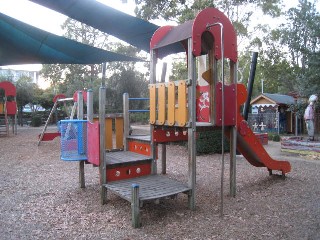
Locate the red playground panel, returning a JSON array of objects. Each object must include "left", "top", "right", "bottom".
[
  {"left": 39, "top": 132, "right": 61, "bottom": 141},
  {"left": 254, "top": 132, "right": 268, "bottom": 145},
  {"left": 106, "top": 163, "right": 151, "bottom": 182}
]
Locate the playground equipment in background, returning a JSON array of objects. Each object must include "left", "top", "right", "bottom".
[
  {"left": 37, "top": 91, "right": 87, "bottom": 145},
  {"left": 58, "top": 7, "right": 291, "bottom": 228},
  {"left": 0, "top": 81, "right": 17, "bottom": 136}
]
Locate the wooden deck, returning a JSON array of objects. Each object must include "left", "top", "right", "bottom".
[
  {"left": 105, "top": 151, "right": 152, "bottom": 167},
  {"left": 104, "top": 175, "right": 191, "bottom": 202}
]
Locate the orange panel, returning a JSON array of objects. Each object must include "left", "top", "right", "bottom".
[
  {"left": 128, "top": 141, "right": 151, "bottom": 156},
  {"left": 178, "top": 81, "right": 187, "bottom": 126},
  {"left": 158, "top": 83, "right": 166, "bottom": 125},
  {"left": 0, "top": 103, "right": 4, "bottom": 114},
  {"left": 105, "top": 118, "right": 113, "bottom": 150},
  {"left": 149, "top": 84, "right": 156, "bottom": 124},
  {"left": 167, "top": 82, "right": 175, "bottom": 126},
  {"left": 115, "top": 117, "right": 124, "bottom": 149}
]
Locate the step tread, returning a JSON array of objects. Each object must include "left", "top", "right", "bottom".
[
  {"left": 104, "top": 175, "right": 191, "bottom": 202},
  {"left": 105, "top": 150, "right": 152, "bottom": 167}
]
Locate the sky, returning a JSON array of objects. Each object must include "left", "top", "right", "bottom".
[{"left": 0, "top": 0, "right": 319, "bottom": 75}]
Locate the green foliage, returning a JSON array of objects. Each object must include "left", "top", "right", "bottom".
[
  {"left": 272, "top": 134, "right": 281, "bottom": 142},
  {"left": 15, "top": 76, "right": 38, "bottom": 109},
  {"left": 169, "top": 60, "right": 188, "bottom": 81},
  {"left": 135, "top": 0, "right": 214, "bottom": 23},
  {"left": 30, "top": 115, "right": 42, "bottom": 127},
  {"left": 130, "top": 112, "right": 149, "bottom": 124},
  {"left": 267, "top": 133, "right": 281, "bottom": 142},
  {"left": 40, "top": 18, "right": 109, "bottom": 95},
  {"left": 196, "top": 130, "right": 230, "bottom": 155},
  {"left": 106, "top": 64, "right": 149, "bottom": 113}
]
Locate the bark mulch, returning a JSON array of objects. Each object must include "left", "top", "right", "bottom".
[{"left": 0, "top": 126, "right": 319, "bottom": 239}]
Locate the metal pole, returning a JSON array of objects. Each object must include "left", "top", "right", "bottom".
[
  {"left": 187, "top": 38, "right": 196, "bottom": 210},
  {"left": 101, "top": 62, "right": 106, "bottom": 87},
  {"left": 87, "top": 89, "right": 93, "bottom": 122},
  {"left": 123, "top": 93, "right": 129, "bottom": 151},
  {"left": 160, "top": 62, "right": 167, "bottom": 175},
  {"left": 230, "top": 62, "right": 237, "bottom": 197},
  {"left": 206, "top": 22, "right": 226, "bottom": 216},
  {"left": 150, "top": 50, "right": 157, "bottom": 175},
  {"left": 243, "top": 52, "right": 258, "bottom": 121},
  {"left": 219, "top": 23, "right": 225, "bottom": 218},
  {"left": 99, "top": 86, "right": 107, "bottom": 204},
  {"left": 77, "top": 91, "right": 85, "bottom": 189},
  {"left": 131, "top": 184, "right": 141, "bottom": 228}
]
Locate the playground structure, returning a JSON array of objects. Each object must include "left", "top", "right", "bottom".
[
  {"left": 56, "top": 8, "right": 291, "bottom": 228},
  {"left": 0, "top": 81, "right": 17, "bottom": 136}
]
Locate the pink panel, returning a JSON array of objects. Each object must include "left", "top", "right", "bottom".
[
  {"left": 87, "top": 121, "right": 100, "bottom": 166},
  {"left": 196, "top": 85, "right": 210, "bottom": 122}
]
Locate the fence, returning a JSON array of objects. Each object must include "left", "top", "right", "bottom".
[
  {"left": 247, "top": 112, "right": 320, "bottom": 135},
  {"left": 247, "top": 112, "right": 279, "bottom": 133}
]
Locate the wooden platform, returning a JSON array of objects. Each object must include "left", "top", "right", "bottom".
[
  {"left": 104, "top": 175, "right": 191, "bottom": 202},
  {"left": 105, "top": 151, "right": 152, "bottom": 167}
]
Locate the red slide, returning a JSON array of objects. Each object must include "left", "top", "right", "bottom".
[{"left": 232, "top": 84, "right": 291, "bottom": 175}]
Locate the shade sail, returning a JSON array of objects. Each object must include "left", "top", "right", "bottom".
[
  {"left": 30, "top": 0, "right": 159, "bottom": 52},
  {"left": 0, "top": 12, "right": 143, "bottom": 66}
]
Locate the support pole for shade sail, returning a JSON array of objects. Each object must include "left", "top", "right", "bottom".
[
  {"left": 123, "top": 93, "right": 129, "bottom": 151},
  {"left": 77, "top": 91, "right": 85, "bottom": 189},
  {"left": 101, "top": 62, "right": 106, "bottom": 87},
  {"left": 243, "top": 52, "right": 258, "bottom": 121},
  {"left": 99, "top": 86, "right": 107, "bottom": 204}
]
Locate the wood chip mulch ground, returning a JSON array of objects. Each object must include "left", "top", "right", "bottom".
[{"left": 0, "top": 126, "right": 319, "bottom": 239}]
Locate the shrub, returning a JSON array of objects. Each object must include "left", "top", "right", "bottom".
[
  {"left": 130, "top": 112, "right": 149, "bottom": 124},
  {"left": 196, "top": 129, "right": 230, "bottom": 155},
  {"left": 30, "top": 115, "right": 42, "bottom": 127},
  {"left": 268, "top": 133, "right": 275, "bottom": 140},
  {"left": 272, "top": 134, "right": 281, "bottom": 142}
]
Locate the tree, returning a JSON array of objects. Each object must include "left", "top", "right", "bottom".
[
  {"left": 40, "top": 19, "right": 109, "bottom": 95},
  {"left": 279, "top": 0, "right": 320, "bottom": 97},
  {"left": 169, "top": 60, "right": 188, "bottom": 81},
  {"left": 106, "top": 64, "right": 149, "bottom": 113},
  {"left": 15, "top": 76, "right": 38, "bottom": 125}
]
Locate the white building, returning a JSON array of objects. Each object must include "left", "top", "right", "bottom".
[{"left": 0, "top": 68, "right": 39, "bottom": 85}]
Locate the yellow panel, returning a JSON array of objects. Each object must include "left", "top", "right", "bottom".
[
  {"left": 115, "top": 117, "right": 124, "bottom": 149},
  {"left": 149, "top": 84, "right": 156, "bottom": 124},
  {"left": 178, "top": 81, "right": 187, "bottom": 126},
  {"left": 157, "top": 83, "right": 166, "bottom": 125},
  {"left": 167, "top": 82, "right": 175, "bottom": 126},
  {"left": 105, "top": 118, "right": 113, "bottom": 150}
]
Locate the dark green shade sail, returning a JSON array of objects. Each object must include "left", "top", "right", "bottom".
[{"left": 0, "top": 12, "right": 143, "bottom": 66}]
